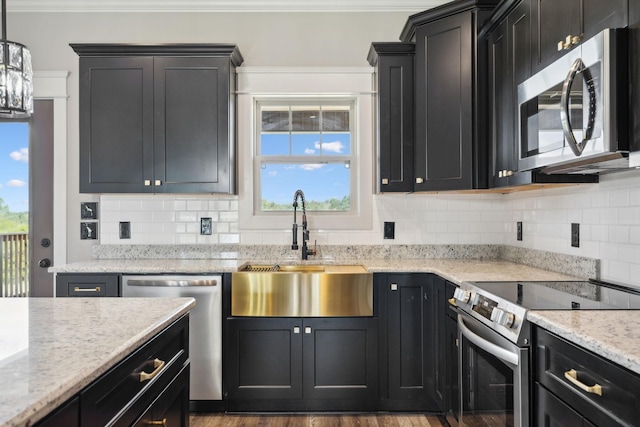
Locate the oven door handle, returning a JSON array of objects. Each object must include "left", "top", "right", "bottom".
[
  {"left": 560, "top": 57, "right": 597, "bottom": 157},
  {"left": 458, "top": 314, "right": 519, "bottom": 366}
]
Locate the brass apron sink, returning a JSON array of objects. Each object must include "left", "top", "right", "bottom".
[{"left": 232, "top": 263, "right": 373, "bottom": 317}]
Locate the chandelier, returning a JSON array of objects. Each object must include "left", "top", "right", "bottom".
[{"left": 0, "top": 0, "right": 32, "bottom": 117}]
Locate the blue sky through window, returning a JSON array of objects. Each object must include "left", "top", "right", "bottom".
[{"left": 0, "top": 123, "right": 29, "bottom": 213}]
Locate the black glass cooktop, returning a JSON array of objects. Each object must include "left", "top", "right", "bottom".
[{"left": 471, "top": 280, "right": 640, "bottom": 310}]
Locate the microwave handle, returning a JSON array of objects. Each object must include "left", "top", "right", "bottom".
[{"left": 560, "top": 57, "right": 597, "bottom": 156}]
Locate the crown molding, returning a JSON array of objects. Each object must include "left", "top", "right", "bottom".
[{"left": 9, "top": 0, "right": 448, "bottom": 13}]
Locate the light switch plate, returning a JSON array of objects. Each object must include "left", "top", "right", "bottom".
[
  {"left": 80, "top": 202, "right": 98, "bottom": 219},
  {"left": 80, "top": 222, "right": 97, "bottom": 240},
  {"left": 384, "top": 222, "right": 395, "bottom": 239}
]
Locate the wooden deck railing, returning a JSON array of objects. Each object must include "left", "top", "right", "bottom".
[{"left": 1, "top": 233, "right": 29, "bottom": 297}]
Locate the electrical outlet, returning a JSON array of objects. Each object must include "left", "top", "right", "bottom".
[
  {"left": 201, "top": 217, "right": 213, "bottom": 235},
  {"left": 384, "top": 221, "right": 395, "bottom": 239},
  {"left": 517, "top": 222, "right": 523, "bottom": 241},
  {"left": 571, "top": 223, "right": 580, "bottom": 247},
  {"left": 119, "top": 221, "right": 131, "bottom": 239}
]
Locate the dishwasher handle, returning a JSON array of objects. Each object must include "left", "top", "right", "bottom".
[{"left": 126, "top": 279, "right": 218, "bottom": 287}]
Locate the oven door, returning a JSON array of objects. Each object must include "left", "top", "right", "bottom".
[{"left": 457, "top": 312, "right": 529, "bottom": 427}]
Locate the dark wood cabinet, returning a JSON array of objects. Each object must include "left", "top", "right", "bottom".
[
  {"left": 488, "top": 0, "right": 538, "bottom": 188},
  {"left": 34, "top": 397, "right": 79, "bottom": 427},
  {"left": 37, "top": 315, "right": 189, "bottom": 427},
  {"left": 533, "top": 326, "right": 640, "bottom": 426},
  {"left": 485, "top": 0, "right": 600, "bottom": 189},
  {"left": 531, "top": 0, "right": 628, "bottom": 72},
  {"left": 433, "top": 278, "right": 459, "bottom": 423},
  {"left": 55, "top": 273, "right": 120, "bottom": 297},
  {"left": 133, "top": 365, "right": 190, "bottom": 427},
  {"left": 630, "top": 0, "right": 640, "bottom": 163},
  {"left": 402, "top": 1, "right": 499, "bottom": 191},
  {"left": 368, "top": 43, "right": 415, "bottom": 193},
  {"left": 71, "top": 44, "right": 243, "bottom": 194},
  {"left": 225, "top": 316, "right": 378, "bottom": 411},
  {"left": 377, "top": 273, "right": 438, "bottom": 411},
  {"left": 535, "top": 383, "right": 595, "bottom": 427}
]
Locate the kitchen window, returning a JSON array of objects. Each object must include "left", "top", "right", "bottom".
[{"left": 255, "top": 99, "right": 356, "bottom": 214}]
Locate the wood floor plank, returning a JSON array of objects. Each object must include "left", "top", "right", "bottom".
[{"left": 189, "top": 413, "right": 448, "bottom": 427}]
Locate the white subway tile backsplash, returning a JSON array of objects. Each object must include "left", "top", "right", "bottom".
[{"left": 96, "top": 171, "right": 640, "bottom": 287}]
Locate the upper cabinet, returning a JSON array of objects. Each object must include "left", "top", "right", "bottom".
[
  {"left": 368, "top": 43, "right": 415, "bottom": 193},
  {"left": 400, "top": 0, "right": 500, "bottom": 192},
  {"left": 531, "top": 0, "right": 628, "bottom": 72},
  {"left": 71, "top": 44, "right": 243, "bottom": 194}
]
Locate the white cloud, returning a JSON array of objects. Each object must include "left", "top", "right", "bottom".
[
  {"left": 268, "top": 171, "right": 278, "bottom": 176},
  {"left": 304, "top": 148, "right": 316, "bottom": 154},
  {"left": 7, "top": 179, "right": 26, "bottom": 187},
  {"left": 315, "top": 140, "right": 345, "bottom": 154},
  {"left": 9, "top": 148, "right": 28, "bottom": 163},
  {"left": 300, "top": 164, "right": 325, "bottom": 171}
]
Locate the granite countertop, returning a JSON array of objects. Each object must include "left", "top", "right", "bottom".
[
  {"left": 528, "top": 310, "right": 640, "bottom": 375},
  {"left": 0, "top": 297, "right": 195, "bottom": 427},
  {"left": 50, "top": 258, "right": 579, "bottom": 284}
]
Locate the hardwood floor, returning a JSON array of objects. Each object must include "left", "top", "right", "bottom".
[{"left": 190, "top": 413, "right": 449, "bottom": 427}]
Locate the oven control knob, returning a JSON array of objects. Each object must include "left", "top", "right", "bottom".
[
  {"left": 453, "top": 288, "right": 471, "bottom": 304},
  {"left": 491, "top": 308, "right": 516, "bottom": 328}
]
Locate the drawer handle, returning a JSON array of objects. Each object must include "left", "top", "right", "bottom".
[
  {"left": 74, "top": 286, "right": 101, "bottom": 293},
  {"left": 564, "top": 369, "right": 602, "bottom": 396},
  {"left": 448, "top": 298, "right": 457, "bottom": 307},
  {"left": 139, "top": 358, "right": 166, "bottom": 382},
  {"left": 145, "top": 419, "right": 167, "bottom": 426}
]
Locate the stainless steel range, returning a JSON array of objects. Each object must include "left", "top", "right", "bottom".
[{"left": 450, "top": 279, "right": 640, "bottom": 427}]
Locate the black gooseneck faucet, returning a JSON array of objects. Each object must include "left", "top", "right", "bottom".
[{"left": 292, "top": 189, "right": 316, "bottom": 260}]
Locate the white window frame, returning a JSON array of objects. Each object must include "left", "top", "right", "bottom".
[
  {"left": 254, "top": 97, "right": 357, "bottom": 215},
  {"left": 237, "top": 67, "right": 373, "bottom": 231}
]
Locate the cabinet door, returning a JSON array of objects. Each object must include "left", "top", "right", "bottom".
[
  {"left": 414, "top": 12, "right": 473, "bottom": 191},
  {"left": 225, "top": 318, "right": 302, "bottom": 400},
  {"left": 154, "top": 57, "right": 233, "bottom": 193},
  {"left": 445, "top": 310, "right": 459, "bottom": 423},
  {"left": 79, "top": 57, "right": 154, "bottom": 193},
  {"left": 489, "top": 0, "right": 534, "bottom": 188},
  {"left": 372, "top": 46, "right": 415, "bottom": 193},
  {"left": 303, "top": 317, "right": 378, "bottom": 401},
  {"left": 532, "top": 0, "right": 627, "bottom": 72},
  {"left": 532, "top": 0, "right": 581, "bottom": 71},
  {"left": 488, "top": 19, "right": 512, "bottom": 188},
  {"left": 385, "top": 274, "right": 435, "bottom": 405}
]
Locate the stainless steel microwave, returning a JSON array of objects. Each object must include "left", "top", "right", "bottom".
[{"left": 517, "top": 28, "right": 628, "bottom": 174}]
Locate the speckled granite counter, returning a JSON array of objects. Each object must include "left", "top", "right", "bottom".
[
  {"left": 528, "top": 310, "right": 640, "bottom": 376},
  {"left": 50, "top": 258, "right": 580, "bottom": 285},
  {"left": 0, "top": 297, "right": 195, "bottom": 427}
]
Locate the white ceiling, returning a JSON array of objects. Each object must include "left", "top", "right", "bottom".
[{"left": 9, "top": 0, "right": 449, "bottom": 13}]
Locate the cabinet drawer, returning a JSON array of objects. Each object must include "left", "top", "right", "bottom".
[
  {"left": 56, "top": 274, "right": 120, "bottom": 297},
  {"left": 535, "top": 327, "right": 640, "bottom": 426},
  {"left": 133, "top": 364, "right": 190, "bottom": 427},
  {"left": 81, "top": 315, "right": 189, "bottom": 427}
]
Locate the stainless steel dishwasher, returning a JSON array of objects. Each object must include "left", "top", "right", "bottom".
[{"left": 122, "top": 275, "right": 222, "bottom": 404}]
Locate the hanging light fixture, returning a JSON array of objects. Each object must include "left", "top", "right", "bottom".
[{"left": 0, "top": 0, "right": 32, "bottom": 117}]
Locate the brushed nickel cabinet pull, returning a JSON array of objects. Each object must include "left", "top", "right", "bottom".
[
  {"left": 139, "top": 358, "right": 166, "bottom": 382},
  {"left": 74, "top": 286, "right": 101, "bottom": 293},
  {"left": 564, "top": 369, "right": 602, "bottom": 396},
  {"left": 144, "top": 180, "right": 151, "bottom": 186}
]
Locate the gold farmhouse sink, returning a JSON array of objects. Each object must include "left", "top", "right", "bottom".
[{"left": 232, "top": 263, "right": 373, "bottom": 317}]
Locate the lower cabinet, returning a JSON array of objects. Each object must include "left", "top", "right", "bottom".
[
  {"left": 377, "top": 273, "right": 439, "bottom": 411},
  {"left": 36, "top": 314, "right": 190, "bottom": 427},
  {"left": 534, "top": 326, "right": 640, "bottom": 426},
  {"left": 433, "top": 277, "right": 459, "bottom": 422},
  {"left": 225, "top": 316, "right": 378, "bottom": 411}
]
